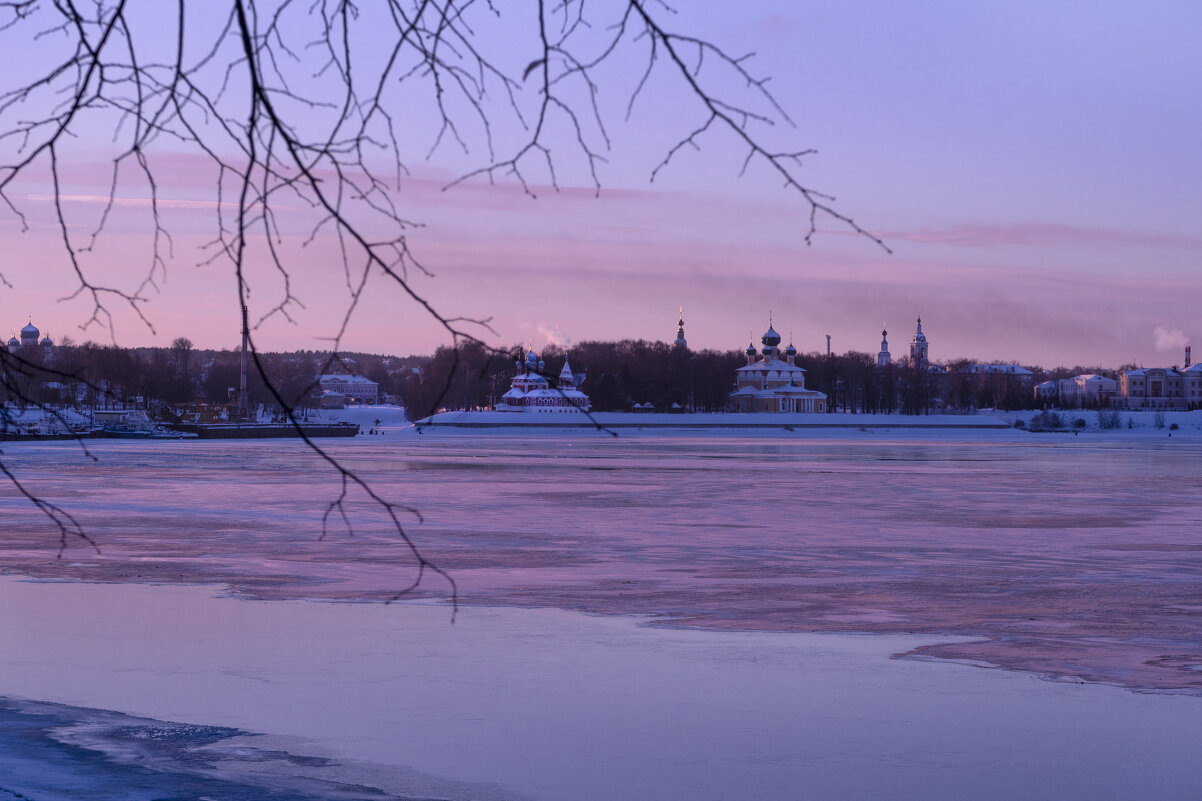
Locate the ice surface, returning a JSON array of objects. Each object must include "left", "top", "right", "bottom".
[
  {"left": 2, "top": 427, "right": 1201, "bottom": 797},
  {"left": 0, "top": 578, "right": 1200, "bottom": 801},
  {"left": 2, "top": 428, "right": 1200, "bottom": 691}
]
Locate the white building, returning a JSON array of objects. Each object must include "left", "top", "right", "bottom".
[
  {"left": 877, "top": 328, "right": 891, "bottom": 369},
  {"left": 1116, "top": 367, "right": 1194, "bottom": 409},
  {"left": 317, "top": 374, "right": 379, "bottom": 403},
  {"left": 1074, "top": 374, "right": 1118, "bottom": 405},
  {"left": 965, "top": 363, "right": 1035, "bottom": 380},
  {"left": 1034, "top": 378, "right": 1080, "bottom": 405},
  {"left": 729, "top": 323, "right": 827, "bottom": 413},
  {"left": 1034, "top": 374, "right": 1118, "bottom": 407},
  {"left": 909, "top": 318, "right": 929, "bottom": 366},
  {"left": 495, "top": 348, "right": 590, "bottom": 412}
]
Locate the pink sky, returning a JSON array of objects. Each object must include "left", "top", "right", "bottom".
[{"left": 1, "top": 1, "right": 1199, "bottom": 368}]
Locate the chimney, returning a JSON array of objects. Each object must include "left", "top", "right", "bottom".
[{"left": 1187, "top": 345, "right": 1192, "bottom": 368}]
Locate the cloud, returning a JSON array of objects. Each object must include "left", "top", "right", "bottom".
[
  {"left": 879, "top": 222, "right": 1202, "bottom": 251},
  {"left": 1153, "top": 326, "right": 1189, "bottom": 352}
]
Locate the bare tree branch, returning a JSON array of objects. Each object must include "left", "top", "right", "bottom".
[{"left": 0, "top": 0, "right": 880, "bottom": 607}]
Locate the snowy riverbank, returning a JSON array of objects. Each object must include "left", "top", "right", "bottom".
[{"left": 415, "top": 410, "right": 1013, "bottom": 429}]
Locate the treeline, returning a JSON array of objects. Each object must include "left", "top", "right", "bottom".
[
  {"left": 398, "top": 340, "right": 1102, "bottom": 418},
  {"left": 398, "top": 340, "right": 746, "bottom": 417},
  {"left": 5, "top": 336, "right": 1116, "bottom": 418},
  {"left": 2, "top": 339, "right": 420, "bottom": 413}
]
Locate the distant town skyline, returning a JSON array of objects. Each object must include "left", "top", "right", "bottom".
[{"left": 1, "top": 1, "right": 1199, "bottom": 368}]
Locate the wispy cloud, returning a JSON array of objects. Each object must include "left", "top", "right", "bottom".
[
  {"left": 20, "top": 193, "right": 222, "bottom": 210},
  {"left": 879, "top": 222, "right": 1202, "bottom": 250}
]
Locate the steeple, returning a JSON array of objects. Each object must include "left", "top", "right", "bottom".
[
  {"left": 909, "top": 316, "right": 929, "bottom": 367},
  {"left": 674, "top": 306, "right": 687, "bottom": 350},
  {"left": 878, "top": 326, "right": 891, "bottom": 369},
  {"left": 558, "top": 358, "right": 576, "bottom": 388}
]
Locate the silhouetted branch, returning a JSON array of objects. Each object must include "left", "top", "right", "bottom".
[{"left": 0, "top": 0, "right": 878, "bottom": 605}]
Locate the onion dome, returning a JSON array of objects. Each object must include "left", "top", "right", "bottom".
[
  {"left": 525, "top": 349, "right": 539, "bottom": 368},
  {"left": 761, "top": 325, "right": 781, "bottom": 347},
  {"left": 745, "top": 341, "right": 756, "bottom": 356},
  {"left": 785, "top": 342, "right": 797, "bottom": 357},
  {"left": 20, "top": 320, "right": 39, "bottom": 341},
  {"left": 41, "top": 333, "right": 52, "bottom": 346},
  {"left": 7, "top": 333, "right": 19, "bottom": 348}
]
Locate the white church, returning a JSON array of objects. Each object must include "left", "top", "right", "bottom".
[{"left": 729, "top": 322, "right": 827, "bottom": 413}]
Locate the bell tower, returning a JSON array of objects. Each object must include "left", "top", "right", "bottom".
[
  {"left": 674, "top": 307, "right": 687, "bottom": 350},
  {"left": 909, "top": 317, "right": 929, "bottom": 367}
]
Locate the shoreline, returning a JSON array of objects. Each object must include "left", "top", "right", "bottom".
[{"left": 414, "top": 410, "right": 1014, "bottom": 429}]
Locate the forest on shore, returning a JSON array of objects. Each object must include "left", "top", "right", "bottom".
[{"left": 4, "top": 336, "right": 1116, "bottom": 420}]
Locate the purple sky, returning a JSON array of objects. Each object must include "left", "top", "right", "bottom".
[{"left": 1, "top": 1, "right": 1199, "bottom": 368}]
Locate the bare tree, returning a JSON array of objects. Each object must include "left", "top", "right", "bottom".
[{"left": 0, "top": 0, "right": 883, "bottom": 606}]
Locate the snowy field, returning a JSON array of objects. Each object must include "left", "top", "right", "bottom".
[{"left": 1, "top": 426, "right": 1200, "bottom": 796}]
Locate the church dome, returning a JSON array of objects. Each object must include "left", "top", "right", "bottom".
[
  {"left": 7, "top": 334, "right": 19, "bottom": 348},
  {"left": 41, "top": 334, "right": 52, "bottom": 346},
  {"left": 761, "top": 326, "right": 782, "bottom": 347},
  {"left": 785, "top": 342, "right": 797, "bottom": 356},
  {"left": 20, "top": 320, "right": 39, "bottom": 340},
  {"left": 745, "top": 342, "right": 756, "bottom": 356}
]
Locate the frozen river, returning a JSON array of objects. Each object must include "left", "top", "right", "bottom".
[
  {"left": 1, "top": 426, "right": 1200, "bottom": 797},
  {"left": 1, "top": 577, "right": 1200, "bottom": 800}
]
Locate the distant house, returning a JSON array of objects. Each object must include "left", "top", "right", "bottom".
[
  {"left": 1074, "top": 374, "right": 1118, "bottom": 406},
  {"left": 964, "top": 363, "right": 1035, "bottom": 380},
  {"left": 1033, "top": 375, "right": 1117, "bottom": 408},
  {"left": 317, "top": 374, "right": 379, "bottom": 403}
]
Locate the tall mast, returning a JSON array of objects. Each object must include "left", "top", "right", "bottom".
[{"left": 238, "top": 305, "right": 249, "bottom": 420}]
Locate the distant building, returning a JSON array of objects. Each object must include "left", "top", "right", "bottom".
[
  {"left": 1035, "top": 379, "right": 1078, "bottom": 406},
  {"left": 729, "top": 322, "right": 826, "bottom": 413},
  {"left": 909, "top": 318, "right": 929, "bottom": 367},
  {"left": 877, "top": 327, "right": 891, "bottom": 369},
  {"left": 964, "top": 363, "right": 1035, "bottom": 380},
  {"left": 317, "top": 374, "right": 378, "bottom": 403},
  {"left": 1074, "top": 374, "right": 1118, "bottom": 406},
  {"left": 7, "top": 317, "right": 53, "bottom": 356},
  {"left": 495, "top": 348, "right": 590, "bottom": 412},
  {"left": 1114, "top": 361, "right": 1201, "bottom": 410},
  {"left": 673, "top": 308, "right": 687, "bottom": 350}
]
